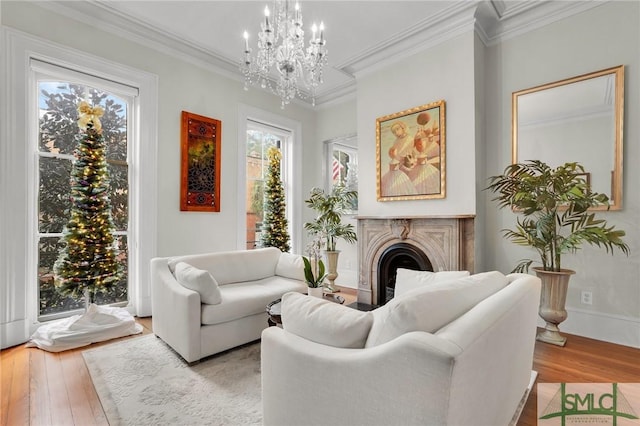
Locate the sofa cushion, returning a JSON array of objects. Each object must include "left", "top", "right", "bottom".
[
  {"left": 281, "top": 292, "right": 373, "bottom": 349},
  {"left": 200, "top": 276, "right": 307, "bottom": 325},
  {"left": 394, "top": 269, "right": 470, "bottom": 299},
  {"left": 174, "top": 262, "right": 222, "bottom": 305},
  {"left": 168, "top": 247, "right": 282, "bottom": 285},
  {"left": 275, "top": 252, "right": 305, "bottom": 281},
  {"left": 365, "top": 271, "right": 509, "bottom": 348}
]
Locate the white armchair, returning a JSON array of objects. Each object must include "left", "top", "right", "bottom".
[{"left": 261, "top": 272, "right": 541, "bottom": 426}]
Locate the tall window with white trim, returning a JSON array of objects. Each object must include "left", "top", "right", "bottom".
[
  {"left": 34, "top": 62, "right": 135, "bottom": 320},
  {"left": 245, "top": 120, "right": 292, "bottom": 250}
]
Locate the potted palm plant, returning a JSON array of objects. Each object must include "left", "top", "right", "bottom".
[
  {"left": 304, "top": 185, "right": 357, "bottom": 292},
  {"left": 486, "top": 160, "right": 629, "bottom": 346}
]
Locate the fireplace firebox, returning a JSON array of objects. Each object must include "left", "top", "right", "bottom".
[
  {"left": 357, "top": 216, "right": 474, "bottom": 305},
  {"left": 377, "top": 243, "right": 432, "bottom": 304}
]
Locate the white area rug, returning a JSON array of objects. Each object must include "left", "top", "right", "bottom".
[
  {"left": 84, "top": 334, "right": 535, "bottom": 426},
  {"left": 82, "top": 335, "right": 261, "bottom": 426}
]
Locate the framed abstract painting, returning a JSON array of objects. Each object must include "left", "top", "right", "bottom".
[
  {"left": 180, "top": 111, "right": 221, "bottom": 212},
  {"left": 376, "top": 100, "right": 446, "bottom": 201}
]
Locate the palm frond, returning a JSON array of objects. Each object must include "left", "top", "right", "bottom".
[{"left": 485, "top": 160, "right": 629, "bottom": 272}]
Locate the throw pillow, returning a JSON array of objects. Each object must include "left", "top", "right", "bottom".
[
  {"left": 275, "top": 252, "right": 305, "bottom": 281},
  {"left": 365, "top": 271, "right": 509, "bottom": 347},
  {"left": 174, "top": 262, "right": 222, "bottom": 305},
  {"left": 394, "top": 268, "right": 470, "bottom": 299},
  {"left": 281, "top": 292, "right": 373, "bottom": 349}
]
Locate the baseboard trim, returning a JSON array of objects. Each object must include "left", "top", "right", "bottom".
[
  {"left": 537, "top": 308, "right": 640, "bottom": 349},
  {"left": 1, "top": 319, "right": 28, "bottom": 349}
]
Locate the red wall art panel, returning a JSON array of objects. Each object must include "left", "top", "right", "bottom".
[{"left": 180, "top": 111, "right": 222, "bottom": 212}]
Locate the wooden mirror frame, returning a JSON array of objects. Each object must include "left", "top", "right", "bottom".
[{"left": 512, "top": 65, "right": 624, "bottom": 210}]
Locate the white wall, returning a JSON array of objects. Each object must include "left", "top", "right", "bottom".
[
  {"left": 473, "top": 32, "right": 487, "bottom": 273},
  {"left": 3, "top": 0, "right": 639, "bottom": 347},
  {"left": 1, "top": 1, "right": 317, "bottom": 258},
  {"left": 315, "top": 99, "right": 359, "bottom": 288},
  {"left": 0, "top": 1, "right": 319, "bottom": 346},
  {"left": 356, "top": 31, "right": 477, "bottom": 217},
  {"left": 483, "top": 1, "right": 640, "bottom": 347}
]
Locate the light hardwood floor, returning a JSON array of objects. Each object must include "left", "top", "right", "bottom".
[{"left": 2, "top": 313, "right": 639, "bottom": 426}]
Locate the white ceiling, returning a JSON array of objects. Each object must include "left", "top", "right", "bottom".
[{"left": 46, "top": 0, "right": 605, "bottom": 106}]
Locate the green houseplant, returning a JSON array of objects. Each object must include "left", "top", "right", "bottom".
[
  {"left": 302, "top": 256, "right": 328, "bottom": 298},
  {"left": 304, "top": 185, "right": 357, "bottom": 291},
  {"left": 486, "top": 160, "right": 629, "bottom": 346}
]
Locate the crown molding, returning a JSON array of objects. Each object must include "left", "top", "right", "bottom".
[
  {"left": 477, "top": 0, "right": 610, "bottom": 46},
  {"left": 33, "top": 0, "right": 614, "bottom": 107},
  {"left": 343, "top": 1, "right": 480, "bottom": 79},
  {"left": 37, "top": 0, "right": 244, "bottom": 84},
  {"left": 314, "top": 81, "right": 357, "bottom": 110}
]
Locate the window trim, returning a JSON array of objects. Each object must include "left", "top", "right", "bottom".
[
  {"left": 237, "top": 105, "right": 302, "bottom": 254},
  {"left": 33, "top": 73, "right": 134, "bottom": 322},
  {"left": 246, "top": 120, "right": 292, "bottom": 250},
  {"left": 323, "top": 134, "right": 358, "bottom": 193},
  {"left": 0, "top": 28, "right": 158, "bottom": 347}
]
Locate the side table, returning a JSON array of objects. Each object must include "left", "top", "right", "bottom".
[{"left": 266, "top": 298, "right": 283, "bottom": 327}]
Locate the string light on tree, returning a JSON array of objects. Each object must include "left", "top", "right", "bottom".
[
  {"left": 53, "top": 101, "right": 123, "bottom": 302},
  {"left": 259, "top": 146, "right": 290, "bottom": 252}
]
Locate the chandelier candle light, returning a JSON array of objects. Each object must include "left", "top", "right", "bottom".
[{"left": 241, "top": 0, "right": 328, "bottom": 108}]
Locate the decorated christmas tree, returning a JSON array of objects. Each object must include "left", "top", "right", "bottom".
[
  {"left": 259, "top": 146, "right": 290, "bottom": 252},
  {"left": 53, "top": 101, "right": 123, "bottom": 301}
]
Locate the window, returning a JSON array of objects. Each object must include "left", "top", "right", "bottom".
[
  {"left": 245, "top": 120, "right": 291, "bottom": 249},
  {"left": 33, "top": 60, "right": 136, "bottom": 321},
  {"left": 237, "top": 105, "right": 301, "bottom": 254},
  {"left": 2, "top": 30, "right": 157, "bottom": 347},
  {"left": 325, "top": 136, "right": 358, "bottom": 213}
]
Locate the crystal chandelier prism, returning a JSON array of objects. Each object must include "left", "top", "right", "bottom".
[{"left": 241, "top": 0, "right": 328, "bottom": 108}]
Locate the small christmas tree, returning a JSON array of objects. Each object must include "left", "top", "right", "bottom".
[
  {"left": 53, "top": 101, "right": 123, "bottom": 301},
  {"left": 259, "top": 146, "right": 290, "bottom": 252}
]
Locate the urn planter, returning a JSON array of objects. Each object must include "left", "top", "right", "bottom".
[
  {"left": 533, "top": 267, "right": 575, "bottom": 347},
  {"left": 324, "top": 250, "right": 340, "bottom": 291}
]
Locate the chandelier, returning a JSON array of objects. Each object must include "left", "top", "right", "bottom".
[{"left": 241, "top": 0, "right": 328, "bottom": 108}]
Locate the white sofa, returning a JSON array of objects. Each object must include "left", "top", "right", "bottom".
[
  {"left": 261, "top": 271, "right": 541, "bottom": 426},
  {"left": 151, "top": 247, "right": 307, "bottom": 363}
]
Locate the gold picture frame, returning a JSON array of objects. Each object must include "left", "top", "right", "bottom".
[
  {"left": 512, "top": 65, "right": 624, "bottom": 210},
  {"left": 376, "top": 100, "right": 446, "bottom": 201}
]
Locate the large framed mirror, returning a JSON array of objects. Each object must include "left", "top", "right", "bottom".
[{"left": 512, "top": 65, "right": 624, "bottom": 210}]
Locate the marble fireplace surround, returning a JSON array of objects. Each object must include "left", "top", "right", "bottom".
[{"left": 357, "top": 216, "right": 475, "bottom": 305}]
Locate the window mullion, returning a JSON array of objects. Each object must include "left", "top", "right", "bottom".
[{"left": 38, "top": 151, "right": 75, "bottom": 161}]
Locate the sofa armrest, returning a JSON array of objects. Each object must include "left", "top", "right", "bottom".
[
  {"left": 261, "top": 327, "right": 461, "bottom": 426},
  {"left": 150, "top": 257, "right": 202, "bottom": 363},
  {"left": 435, "top": 273, "right": 541, "bottom": 426}
]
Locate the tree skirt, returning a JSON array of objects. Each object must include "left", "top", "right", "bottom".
[
  {"left": 83, "top": 335, "right": 262, "bottom": 426},
  {"left": 26, "top": 304, "right": 143, "bottom": 352}
]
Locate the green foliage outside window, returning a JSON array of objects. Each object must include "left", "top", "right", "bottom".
[{"left": 38, "top": 83, "right": 128, "bottom": 316}]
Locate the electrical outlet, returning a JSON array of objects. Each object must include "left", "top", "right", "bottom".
[{"left": 581, "top": 291, "right": 593, "bottom": 305}]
